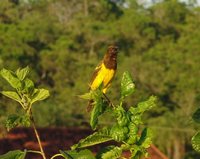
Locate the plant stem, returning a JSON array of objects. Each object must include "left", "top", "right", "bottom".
[
  {"left": 50, "top": 153, "right": 65, "bottom": 159},
  {"left": 30, "top": 109, "right": 46, "bottom": 159},
  {"left": 27, "top": 150, "right": 42, "bottom": 155},
  {"left": 103, "top": 93, "right": 115, "bottom": 108}
]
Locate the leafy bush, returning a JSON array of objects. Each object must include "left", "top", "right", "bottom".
[
  {"left": 0, "top": 67, "right": 156, "bottom": 159},
  {"left": 0, "top": 67, "right": 49, "bottom": 159}
]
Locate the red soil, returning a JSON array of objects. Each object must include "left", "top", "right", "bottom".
[{"left": 0, "top": 127, "right": 168, "bottom": 159}]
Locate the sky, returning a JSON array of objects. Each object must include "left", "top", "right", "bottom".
[{"left": 137, "top": 0, "right": 200, "bottom": 6}]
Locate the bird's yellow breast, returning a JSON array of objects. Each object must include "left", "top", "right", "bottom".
[{"left": 90, "top": 63, "right": 115, "bottom": 93}]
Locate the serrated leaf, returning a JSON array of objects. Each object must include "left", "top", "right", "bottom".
[
  {"left": 71, "top": 130, "right": 112, "bottom": 150},
  {"left": 90, "top": 94, "right": 107, "bottom": 130},
  {"left": 90, "top": 89, "right": 107, "bottom": 130},
  {"left": 1, "top": 68, "right": 22, "bottom": 89},
  {"left": 96, "top": 146, "right": 122, "bottom": 159},
  {"left": 0, "top": 150, "right": 26, "bottom": 159},
  {"left": 16, "top": 66, "right": 30, "bottom": 81},
  {"left": 129, "top": 96, "right": 157, "bottom": 115},
  {"left": 192, "top": 132, "right": 200, "bottom": 152},
  {"left": 1, "top": 91, "right": 21, "bottom": 103},
  {"left": 31, "top": 88, "right": 50, "bottom": 104},
  {"left": 193, "top": 108, "right": 200, "bottom": 123},
  {"left": 115, "top": 105, "right": 129, "bottom": 127},
  {"left": 121, "top": 71, "right": 135, "bottom": 99},
  {"left": 60, "top": 150, "right": 95, "bottom": 159},
  {"left": 110, "top": 124, "right": 128, "bottom": 142}
]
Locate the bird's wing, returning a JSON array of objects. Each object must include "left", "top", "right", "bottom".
[{"left": 89, "top": 61, "right": 103, "bottom": 90}]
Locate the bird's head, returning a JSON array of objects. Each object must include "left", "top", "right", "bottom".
[{"left": 107, "top": 45, "right": 118, "bottom": 60}]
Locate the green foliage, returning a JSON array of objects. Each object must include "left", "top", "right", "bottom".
[
  {"left": 120, "top": 71, "right": 135, "bottom": 100},
  {"left": 16, "top": 66, "right": 30, "bottom": 81},
  {"left": 96, "top": 146, "right": 122, "bottom": 159},
  {"left": 0, "top": 67, "right": 50, "bottom": 159},
  {"left": 60, "top": 149, "right": 95, "bottom": 159},
  {"left": 1, "top": 91, "right": 21, "bottom": 103},
  {"left": 71, "top": 128, "right": 112, "bottom": 150},
  {"left": 0, "top": 67, "right": 49, "bottom": 131},
  {"left": 129, "top": 96, "right": 157, "bottom": 116},
  {"left": 69, "top": 71, "right": 156, "bottom": 159},
  {"left": 192, "top": 108, "right": 200, "bottom": 123},
  {"left": 90, "top": 90, "right": 107, "bottom": 130},
  {"left": 5, "top": 114, "right": 30, "bottom": 131},
  {"left": 138, "top": 128, "right": 153, "bottom": 149},
  {"left": 1, "top": 68, "right": 22, "bottom": 89},
  {"left": 192, "top": 132, "right": 200, "bottom": 152},
  {"left": 31, "top": 89, "right": 50, "bottom": 105},
  {"left": 191, "top": 108, "right": 200, "bottom": 153},
  {"left": 0, "top": 150, "right": 27, "bottom": 159},
  {"left": 0, "top": 67, "right": 155, "bottom": 159}
]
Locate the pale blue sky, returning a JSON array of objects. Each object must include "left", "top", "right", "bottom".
[{"left": 137, "top": 0, "right": 200, "bottom": 6}]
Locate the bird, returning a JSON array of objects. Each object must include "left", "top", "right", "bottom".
[{"left": 87, "top": 45, "right": 118, "bottom": 111}]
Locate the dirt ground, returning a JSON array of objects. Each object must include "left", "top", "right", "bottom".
[{"left": 0, "top": 127, "right": 168, "bottom": 159}]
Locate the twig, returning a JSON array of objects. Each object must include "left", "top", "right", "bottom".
[
  {"left": 27, "top": 150, "right": 42, "bottom": 155},
  {"left": 50, "top": 153, "right": 65, "bottom": 159},
  {"left": 103, "top": 93, "right": 115, "bottom": 108},
  {"left": 30, "top": 109, "right": 46, "bottom": 159}
]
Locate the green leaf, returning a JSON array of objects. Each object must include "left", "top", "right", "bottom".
[
  {"left": 192, "top": 132, "right": 200, "bottom": 152},
  {"left": 1, "top": 91, "right": 21, "bottom": 103},
  {"left": 20, "top": 114, "right": 31, "bottom": 127},
  {"left": 130, "top": 145, "right": 140, "bottom": 159},
  {"left": 5, "top": 114, "right": 21, "bottom": 131},
  {"left": 1, "top": 68, "right": 22, "bottom": 89},
  {"left": 90, "top": 94, "right": 107, "bottom": 130},
  {"left": 31, "top": 88, "right": 50, "bottom": 104},
  {"left": 129, "top": 96, "right": 157, "bottom": 115},
  {"left": 115, "top": 105, "right": 129, "bottom": 127},
  {"left": 110, "top": 124, "right": 129, "bottom": 142},
  {"left": 193, "top": 108, "right": 200, "bottom": 123},
  {"left": 0, "top": 150, "right": 26, "bottom": 159},
  {"left": 90, "top": 100, "right": 102, "bottom": 130},
  {"left": 137, "top": 128, "right": 153, "bottom": 148},
  {"left": 71, "top": 129, "right": 112, "bottom": 150},
  {"left": 24, "top": 78, "right": 34, "bottom": 93},
  {"left": 79, "top": 92, "right": 92, "bottom": 100},
  {"left": 126, "top": 123, "right": 138, "bottom": 144},
  {"left": 5, "top": 114, "right": 31, "bottom": 131},
  {"left": 96, "top": 146, "right": 122, "bottom": 159},
  {"left": 120, "top": 71, "right": 135, "bottom": 99},
  {"left": 16, "top": 66, "right": 30, "bottom": 81},
  {"left": 59, "top": 150, "right": 73, "bottom": 159},
  {"left": 60, "top": 150, "right": 95, "bottom": 159}
]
